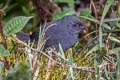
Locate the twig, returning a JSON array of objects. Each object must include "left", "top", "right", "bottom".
[
  {"left": 15, "top": 37, "right": 95, "bottom": 72},
  {"left": 32, "top": 64, "right": 40, "bottom": 80},
  {"left": 45, "top": 54, "right": 53, "bottom": 80},
  {"left": 90, "top": 0, "right": 98, "bottom": 35}
]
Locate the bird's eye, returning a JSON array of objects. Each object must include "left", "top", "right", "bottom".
[
  {"left": 73, "top": 24, "right": 78, "bottom": 27},
  {"left": 73, "top": 23, "right": 80, "bottom": 28}
]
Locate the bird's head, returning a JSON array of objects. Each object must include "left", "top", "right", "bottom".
[{"left": 62, "top": 15, "right": 85, "bottom": 33}]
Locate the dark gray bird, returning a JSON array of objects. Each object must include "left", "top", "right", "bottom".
[{"left": 16, "top": 15, "right": 85, "bottom": 51}]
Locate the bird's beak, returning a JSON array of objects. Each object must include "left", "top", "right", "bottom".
[
  {"left": 74, "top": 27, "right": 85, "bottom": 34},
  {"left": 76, "top": 26, "right": 85, "bottom": 33}
]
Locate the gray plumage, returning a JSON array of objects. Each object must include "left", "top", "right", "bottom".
[{"left": 16, "top": 15, "right": 85, "bottom": 51}]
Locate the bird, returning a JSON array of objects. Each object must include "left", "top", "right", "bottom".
[{"left": 16, "top": 15, "right": 85, "bottom": 52}]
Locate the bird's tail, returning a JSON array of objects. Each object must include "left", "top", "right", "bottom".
[{"left": 16, "top": 32, "right": 30, "bottom": 43}]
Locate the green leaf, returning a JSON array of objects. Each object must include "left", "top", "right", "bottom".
[
  {"left": 53, "top": 9, "right": 74, "bottom": 20},
  {"left": 52, "top": 0, "right": 74, "bottom": 20},
  {"left": 0, "top": 44, "right": 10, "bottom": 57},
  {"left": 6, "top": 62, "right": 31, "bottom": 80},
  {"left": 67, "top": 50, "right": 73, "bottom": 65},
  {"left": 117, "top": 53, "right": 120, "bottom": 79},
  {"left": 79, "top": 16, "right": 99, "bottom": 23},
  {"left": 94, "top": 58, "right": 99, "bottom": 77},
  {"left": 102, "top": 23, "right": 111, "bottom": 30},
  {"left": 54, "top": 0, "right": 74, "bottom": 4},
  {"left": 104, "top": 66, "right": 109, "bottom": 79},
  {"left": 116, "top": 22, "right": 120, "bottom": 28},
  {"left": 103, "top": 18, "right": 120, "bottom": 22},
  {"left": 99, "top": 27, "right": 103, "bottom": 51},
  {"left": 79, "top": 8, "right": 91, "bottom": 17},
  {"left": 59, "top": 43, "right": 65, "bottom": 58},
  {"left": 100, "top": 0, "right": 112, "bottom": 26},
  {"left": 3, "top": 16, "right": 33, "bottom": 36}
]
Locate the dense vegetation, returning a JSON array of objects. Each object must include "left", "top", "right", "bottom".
[{"left": 0, "top": 0, "right": 120, "bottom": 80}]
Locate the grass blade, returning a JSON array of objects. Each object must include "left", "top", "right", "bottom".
[
  {"left": 99, "top": 27, "right": 103, "bottom": 51},
  {"left": 100, "top": 0, "right": 112, "bottom": 26}
]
